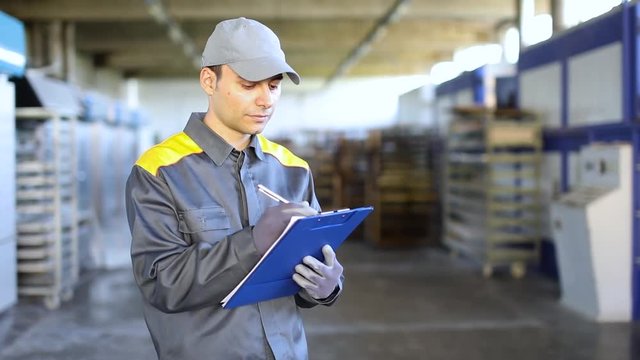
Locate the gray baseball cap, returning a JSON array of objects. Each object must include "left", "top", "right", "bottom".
[{"left": 201, "top": 17, "right": 300, "bottom": 85}]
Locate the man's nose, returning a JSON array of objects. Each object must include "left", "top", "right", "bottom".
[{"left": 256, "top": 85, "right": 274, "bottom": 108}]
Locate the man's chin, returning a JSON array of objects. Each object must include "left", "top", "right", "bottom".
[{"left": 248, "top": 124, "right": 267, "bottom": 135}]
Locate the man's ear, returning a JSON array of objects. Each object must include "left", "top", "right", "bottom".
[{"left": 199, "top": 67, "right": 216, "bottom": 96}]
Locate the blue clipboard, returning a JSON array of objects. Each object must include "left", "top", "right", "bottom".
[{"left": 221, "top": 206, "right": 374, "bottom": 309}]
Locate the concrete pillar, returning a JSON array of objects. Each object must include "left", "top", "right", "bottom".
[
  {"left": 63, "top": 22, "right": 76, "bottom": 84},
  {"left": 25, "top": 20, "right": 77, "bottom": 81},
  {"left": 551, "top": 0, "right": 565, "bottom": 34}
]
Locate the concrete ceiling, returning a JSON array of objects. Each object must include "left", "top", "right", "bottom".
[{"left": 0, "top": 0, "right": 521, "bottom": 81}]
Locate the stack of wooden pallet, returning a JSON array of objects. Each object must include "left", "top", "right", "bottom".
[{"left": 364, "top": 128, "right": 440, "bottom": 248}]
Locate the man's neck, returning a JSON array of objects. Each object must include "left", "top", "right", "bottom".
[{"left": 203, "top": 113, "right": 251, "bottom": 150}]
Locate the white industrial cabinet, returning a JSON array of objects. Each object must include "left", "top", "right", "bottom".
[
  {"left": 0, "top": 10, "right": 25, "bottom": 314},
  {"left": 0, "top": 76, "right": 17, "bottom": 312},
  {"left": 551, "top": 143, "right": 632, "bottom": 321},
  {"left": 15, "top": 108, "right": 79, "bottom": 309}
]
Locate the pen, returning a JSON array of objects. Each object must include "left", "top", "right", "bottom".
[{"left": 257, "top": 184, "right": 290, "bottom": 204}]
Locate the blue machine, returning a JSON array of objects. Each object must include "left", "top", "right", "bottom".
[
  {"left": 0, "top": 11, "right": 26, "bottom": 77},
  {"left": 518, "top": 2, "right": 640, "bottom": 320},
  {"left": 0, "top": 10, "right": 26, "bottom": 313}
]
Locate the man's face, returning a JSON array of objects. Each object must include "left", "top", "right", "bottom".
[{"left": 209, "top": 65, "right": 283, "bottom": 139}]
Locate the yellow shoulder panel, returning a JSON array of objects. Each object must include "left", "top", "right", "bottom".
[
  {"left": 136, "top": 132, "right": 203, "bottom": 176},
  {"left": 258, "top": 135, "right": 309, "bottom": 170}
]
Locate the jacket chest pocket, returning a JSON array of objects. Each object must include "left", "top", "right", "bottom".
[{"left": 178, "top": 206, "right": 230, "bottom": 235}]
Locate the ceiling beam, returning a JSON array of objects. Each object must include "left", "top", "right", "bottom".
[
  {"left": 0, "top": 0, "right": 150, "bottom": 21},
  {"left": 172, "top": 0, "right": 513, "bottom": 21},
  {"left": 74, "top": 19, "right": 490, "bottom": 50},
  {"left": 326, "top": 0, "right": 411, "bottom": 85},
  {"left": 145, "top": 0, "right": 200, "bottom": 69},
  {"left": 0, "top": 0, "right": 514, "bottom": 21},
  {"left": 0, "top": 0, "right": 516, "bottom": 81}
]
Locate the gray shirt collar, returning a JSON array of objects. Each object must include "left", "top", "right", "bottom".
[{"left": 183, "top": 112, "right": 265, "bottom": 166}]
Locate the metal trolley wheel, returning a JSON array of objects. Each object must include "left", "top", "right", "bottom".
[
  {"left": 61, "top": 288, "right": 74, "bottom": 302},
  {"left": 482, "top": 264, "right": 493, "bottom": 278},
  {"left": 44, "top": 295, "right": 61, "bottom": 310},
  {"left": 482, "top": 262, "right": 526, "bottom": 279},
  {"left": 510, "top": 262, "right": 526, "bottom": 279}
]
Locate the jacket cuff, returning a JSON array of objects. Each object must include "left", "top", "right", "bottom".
[{"left": 298, "top": 278, "right": 343, "bottom": 306}]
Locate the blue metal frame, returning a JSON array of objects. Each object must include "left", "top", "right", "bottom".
[
  {"left": 519, "top": 7, "right": 625, "bottom": 72},
  {"left": 543, "top": 122, "right": 640, "bottom": 151},
  {"left": 626, "top": 1, "right": 640, "bottom": 321},
  {"left": 520, "top": 2, "right": 640, "bottom": 320},
  {"left": 435, "top": 67, "right": 485, "bottom": 105}
]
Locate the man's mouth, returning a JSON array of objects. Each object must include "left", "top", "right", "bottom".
[{"left": 249, "top": 114, "right": 270, "bottom": 120}]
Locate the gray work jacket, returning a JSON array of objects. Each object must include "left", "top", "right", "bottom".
[{"left": 125, "top": 113, "right": 340, "bottom": 360}]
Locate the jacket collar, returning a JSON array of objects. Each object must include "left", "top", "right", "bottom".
[{"left": 183, "top": 112, "right": 265, "bottom": 166}]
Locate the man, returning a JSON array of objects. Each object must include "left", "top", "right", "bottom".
[{"left": 125, "top": 17, "right": 344, "bottom": 359}]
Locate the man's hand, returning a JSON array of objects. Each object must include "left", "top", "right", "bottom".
[
  {"left": 253, "top": 202, "right": 317, "bottom": 255},
  {"left": 293, "top": 245, "right": 343, "bottom": 300}
]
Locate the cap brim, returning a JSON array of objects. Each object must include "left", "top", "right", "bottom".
[{"left": 228, "top": 56, "right": 300, "bottom": 85}]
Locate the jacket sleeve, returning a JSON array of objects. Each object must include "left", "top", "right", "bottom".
[{"left": 126, "top": 165, "right": 261, "bottom": 313}]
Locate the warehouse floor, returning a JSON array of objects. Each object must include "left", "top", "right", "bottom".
[{"left": 0, "top": 214, "right": 639, "bottom": 360}]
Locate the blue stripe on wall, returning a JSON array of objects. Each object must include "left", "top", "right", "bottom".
[
  {"left": 519, "top": 6, "right": 625, "bottom": 71},
  {"left": 435, "top": 68, "right": 483, "bottom": 98}
]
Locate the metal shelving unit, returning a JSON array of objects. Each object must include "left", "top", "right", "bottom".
[
  {"left": 444, "top": 106, "right": 542, "bottom": 278},
  {"left": 15, "top": 107, "right": 78, "bottom": 309}
]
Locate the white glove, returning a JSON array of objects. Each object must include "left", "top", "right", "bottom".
[{"left": 293, "top": 245, "right": 343, "bottom": 300}]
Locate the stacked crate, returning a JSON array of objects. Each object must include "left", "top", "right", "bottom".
[
  {"left": 307, "top": 143, "right": 337, "bottom": 209},
  {"left": 332, "top": 137, "right": 368, "bottom": 239},
  {"left": 364, "top": 128, "right": 440, "bottom": 248},
  {"left": 284, "top": 132, "right": 342, "bottom": 211},
  {"left": 334, "top": 137, "right": 368, "bottom": 209}
]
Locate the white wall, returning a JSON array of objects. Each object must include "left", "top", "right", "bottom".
[
  {"left": 137, "top": 78, "right": 207, "bottom": 139},
  {"left": 519, "top": 62, "right": 562, "bottom": 127},
  {"left": 568, "top": 41, "right": 622, "bottom": 125},
  {"left": 137, "top": 75, "right": 430, "bottom": 141},
  {"left": 74, "top": 53, "right": 125, "bottom": 99},
  {"left": 397, "top": 85, "right": 435, "bottom": 127},
  {"left": 0, "top": 76, "right": 17, "bottom": 312}
]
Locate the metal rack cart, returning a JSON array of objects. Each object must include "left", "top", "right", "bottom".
[
  {"left": 15, "top": 107, "right": 78, "bottom": 309},
  {"left": 444, "top": 106, "right": 542, "bottom": 278}
]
